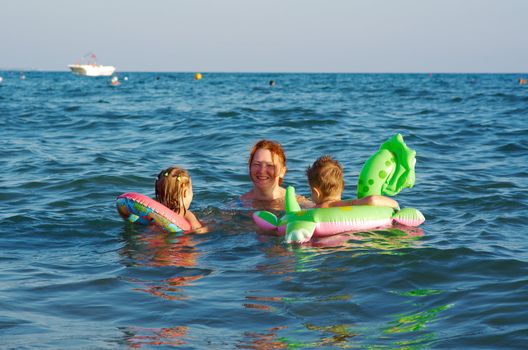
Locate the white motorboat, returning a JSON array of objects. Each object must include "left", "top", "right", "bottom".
[
  {"left": 68, "top": 64, "right": 116, "bottom": 76},
  {"left": 68, "top": 53, "right": 116, "bottom": 76}
]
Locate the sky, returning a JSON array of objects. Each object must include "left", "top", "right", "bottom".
[{"left": 1, "top": 0, "right": 527, "bottom": 73}]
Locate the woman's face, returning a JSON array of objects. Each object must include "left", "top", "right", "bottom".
[{"left": 250, "top": 148, "right": 285, "bottom": 190}]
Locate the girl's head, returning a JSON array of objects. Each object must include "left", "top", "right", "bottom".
[
  {"left": 306, "top": 155, "right": 344, "bottom": 204},
  {"left": 155, "top": 166, "right": 193, "bottom": 213},
  {"left": 248, "top": 140, "right": 287, "bottom": 190}
]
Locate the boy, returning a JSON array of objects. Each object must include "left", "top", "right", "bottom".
[{"left": 306, "top": 155, "right": 399, "bottom": 209}]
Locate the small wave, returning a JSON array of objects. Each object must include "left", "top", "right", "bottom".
[
  {"left": 496, "top": 128, "right": 528, "bottom": 138},
  {"left": 394, "top": 88, "right": 410, "bottom": 95},
  {"left": 277, "top": 118, "right": 338, "bottom": 129},
  {"left": 492, "top": 92, "right": 528, "bottom": 103},
  {"left": 409, "top": 109, "right": 437, "bottom": 116},
  {"left": 269, "top": 107, "right": 316, "bottom": 116},
  {"left": 503, "top": 107, "right": 528, "bottom": 116},
  {"left": 64, "top": 105, "right": 81, "bottom": 112},
  {"left": 154, "top": 106, "right": 172, "bottom": 115},
  {"left": 216, "top": 110, "right": 241, "bottom": 118},
  {"left": 495, "top": 142, "right": 528, "bottom": 153},
  {"left": 1, "top": 214, "right": 39, "bottom": 224},
  {"left": 240, "top": 107, "right": 258, "bottom": 113}
]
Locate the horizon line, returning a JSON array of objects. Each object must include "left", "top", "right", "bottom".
[{"left": 1, "top": 68, "right": 527, "bottom": 75}]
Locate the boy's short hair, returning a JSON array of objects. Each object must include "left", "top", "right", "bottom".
[{"left": 306, "top": 155, "right": 344, "bottom": 197}]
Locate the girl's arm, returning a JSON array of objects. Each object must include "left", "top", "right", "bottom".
[{"left": 184, "top": 211, "right": 209, "bottom": 232}]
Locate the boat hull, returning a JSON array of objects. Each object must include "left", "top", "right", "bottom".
[{"left": 68, "top": 64, "right": 116, "bottom": 77}]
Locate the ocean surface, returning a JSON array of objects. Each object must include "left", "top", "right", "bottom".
[{"left": 1, "top": 71, "right": 527, "bottom": 349}]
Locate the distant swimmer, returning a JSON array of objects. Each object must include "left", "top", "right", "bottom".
[
  {"left": 519, "top": 78, "right": 527, "bottom": 85},
  {"left": 111, "top": 76, "right": 120, "bottom": 86},
  {"left": 269, "top": 80, "right": 276, "bottom": 86}
]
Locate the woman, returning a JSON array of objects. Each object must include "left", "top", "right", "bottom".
[{"left": 240, "top": 140, "right": 312, "bottom": 210}]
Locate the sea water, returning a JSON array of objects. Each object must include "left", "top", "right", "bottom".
[{"left": 1, "top": 72, "right": 527, "bottom": 349}]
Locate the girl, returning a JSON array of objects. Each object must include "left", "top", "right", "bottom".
[{"left": 155, "top": 166, "right": 204, "bottom": 230}]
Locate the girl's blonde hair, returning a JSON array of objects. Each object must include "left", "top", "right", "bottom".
[
  {"left": 155, "top": 166, "right": 191, "bottom": 214},
  {"left": 306, "top": 155, "right": 344, "bottom": 198}
]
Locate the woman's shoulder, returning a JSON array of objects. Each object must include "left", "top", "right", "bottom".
[
  {"left": 238, "top": 189, "right": 285, "bottom": 210},
  {"left": 240, "top": 190, "right": 254, "bottom": 201},
  {"left": 240, "top": 187, "right": 285, "bottom": 202}
]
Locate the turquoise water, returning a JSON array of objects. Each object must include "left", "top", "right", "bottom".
[{"left": 1, "top": 72, "right": 528, "bottom": 349}]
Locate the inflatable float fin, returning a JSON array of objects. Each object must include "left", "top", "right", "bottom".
[
  {"left": 392, "top": 208, "right": 425, "bottom": 227},
  {"left": 380, "top": 134, "right": 416, "bottom": 196},
  {"left": 252, "top": 211, "right": 279, "bottom": 231},
  {"left": 285, "top": 186, "right": 301, "bottom": 213},
  {"left": 285, "top": 220, "right": 317, "bottom": 244},
  {"left": 357, "top": 134, "right": 416, "bottom": 198}
]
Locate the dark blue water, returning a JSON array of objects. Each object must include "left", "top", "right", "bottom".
[{"left": 1, "top": 72, "right": 527, "bottom": 349}]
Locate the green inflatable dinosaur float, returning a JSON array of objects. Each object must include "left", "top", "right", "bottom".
[{"left": 252, "top": 134, "right": 424, "bottom": 243}]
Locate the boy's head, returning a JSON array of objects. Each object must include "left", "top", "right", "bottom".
[{"left": 306, "top": 155, "right": 344, "bottom": 204}]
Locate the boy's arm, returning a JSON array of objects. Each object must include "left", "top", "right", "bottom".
[
  {"left": 364, "top": 195, "right": 400, "bottom": 209},
  {"left": 331, "top": 195, "right": 399, "bottom": 209},
  {"left": 296, "top": 194, "right": 315, "bottom": 209}
]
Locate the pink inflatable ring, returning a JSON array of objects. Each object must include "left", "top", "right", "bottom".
[{"left": 116, "top": 192, "right": 191, "bottom": 233}]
